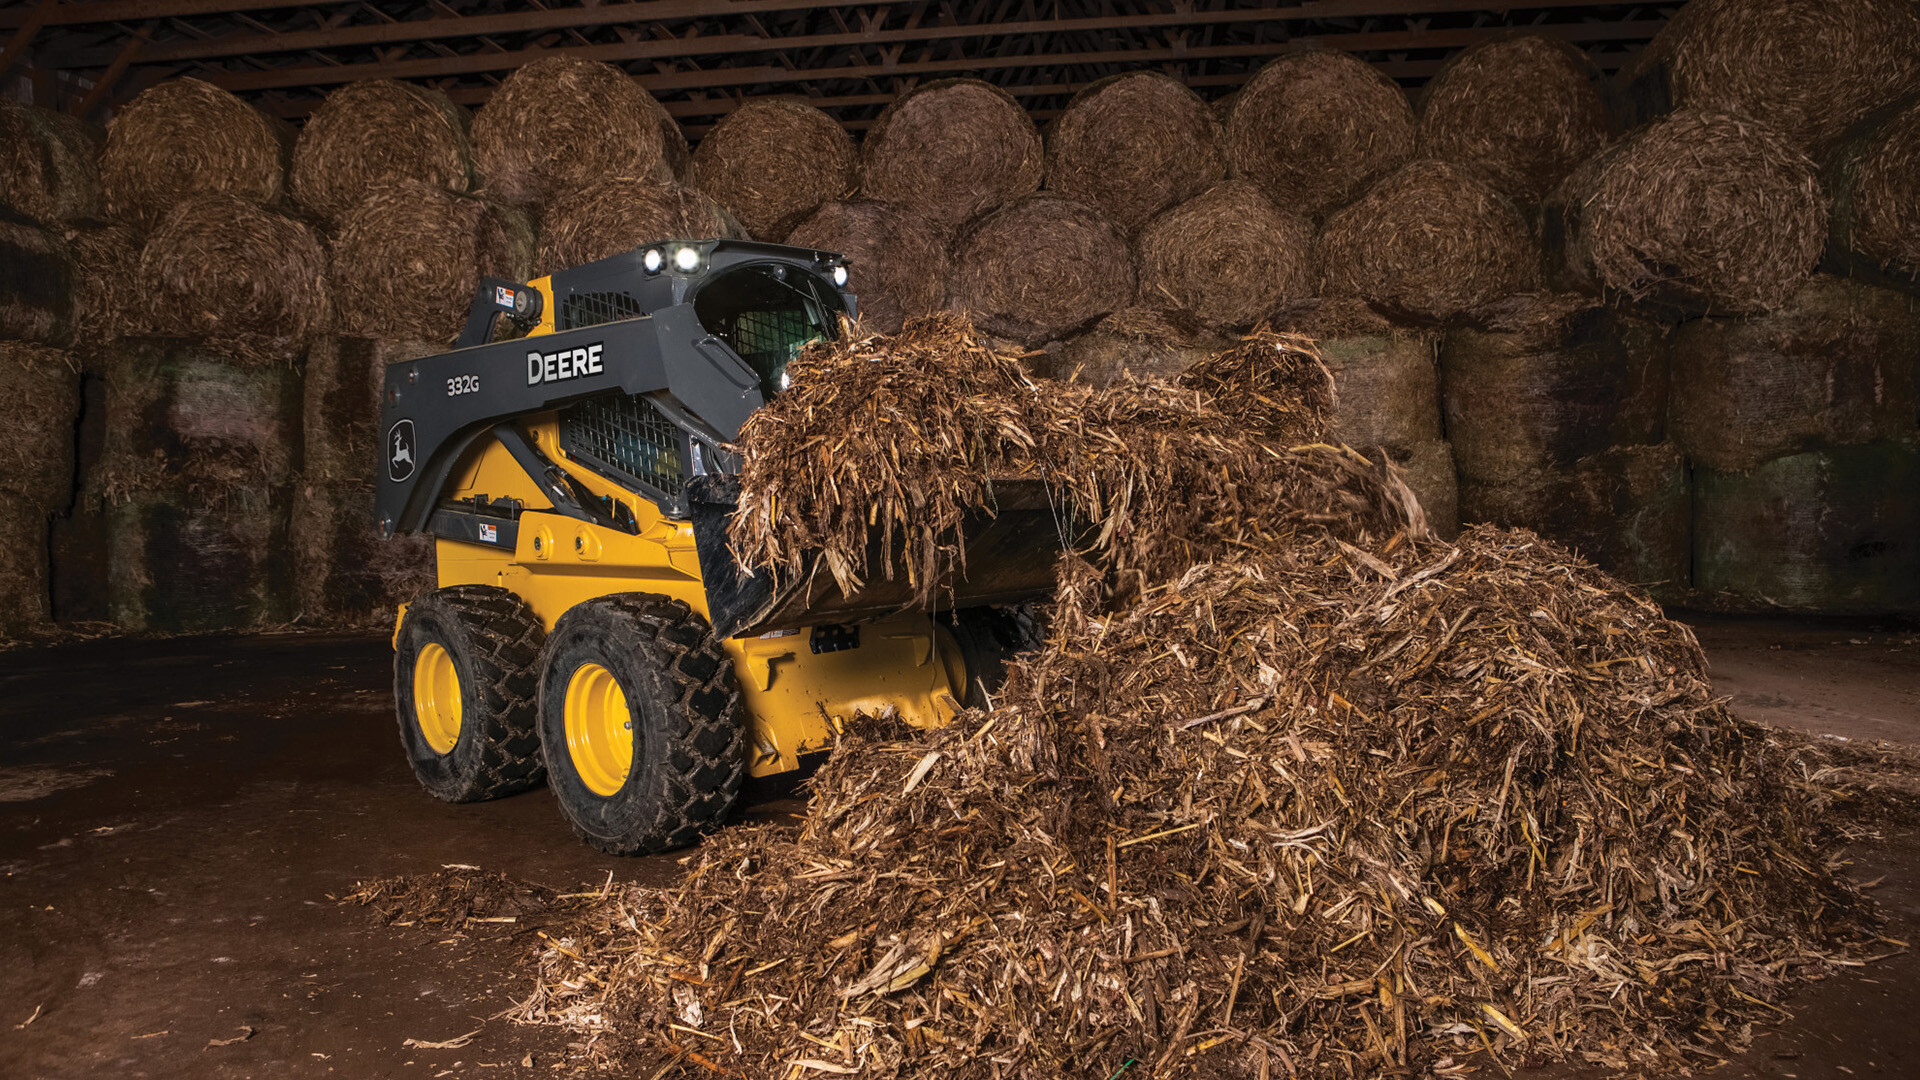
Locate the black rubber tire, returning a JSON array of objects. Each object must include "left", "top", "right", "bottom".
[
  {"left": 944, "top": 604, "right": 1047, "bottom": 709},
  {"left": 393, "top": 585, "right": 547, "bottom": 803},
  {"left": 536, "top": 593, "right": 746, "bottom": 855}
]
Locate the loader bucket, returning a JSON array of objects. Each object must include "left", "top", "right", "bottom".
[{"left": 688, "top": 475, "right": 1070, "bottom": 639}]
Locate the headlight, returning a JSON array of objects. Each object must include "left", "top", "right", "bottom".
[
  {"left": 642, "top": 247, "right": 663, "bottom": 273},
  {"left": 673, "top": 245, "right": 701, "bottom": 272},
  {"left": 831, "top": 265, "right": 849, "bottom": 287}
]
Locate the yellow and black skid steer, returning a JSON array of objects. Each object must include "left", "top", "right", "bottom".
[{"left": 376, "top": 239, "right": 1059, "bottom": 853}]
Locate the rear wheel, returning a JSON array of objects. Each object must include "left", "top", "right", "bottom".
[
  {"left": 393, "top": 586, "right": 547, "bottom": 802},
  {"left": 942, "top": 604, "right": 1047, "bottom": 709},
  {"left": 537, "top": 594, "right": 746, "bottom": 855}
]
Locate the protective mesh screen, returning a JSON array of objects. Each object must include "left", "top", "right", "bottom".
[
  {"left": 560, "top": 393, "right": 685, "bottom": 498},
  {"left": 560, "top": 291, "right": 645, "bottom": 331}
]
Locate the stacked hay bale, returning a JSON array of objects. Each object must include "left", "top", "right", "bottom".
[
  {"left": 470, "top": 56, "right": 680, "bottom": 211},
  {"left": 1675, "top": 275, "right": 1920, "bottom": 612},
  {"left": 1416, "top": 33, "right": 1612, "bottom": 206},
  {"left": 1044, "top": 71, "right": 1223, "bottom": 233},
  {"left": 1441, "top": 294, "right": 1685, "bottom": 597},
  {"left": 1317, "top": 159, "right": 1537, "bottom": 323},
  {"left": 947, "top": 195, "right": 1134, "bottom": 347},
  {"left": 329, "top": 181, "right": 534, "bottom": 344},
  {"left": 0, "top": 343, "right": 81, "bottom": 637},
  {"left": 290, "top": 80, "right": 473, "bottom": 226},
  {"left": 537, "top": 177, "right": 739, "bottom": 276},
  {"left": 1543, "top": 110, "right": 1827, "bottom": 314},
  {"left": 785, "top": 200, "right": 947, "bottom": 335},
  {"left": 99, "top": 77, "right": 290, "bottom": 229},
  {"left": 294, "top": 337, "right": 437, "bottom": 625},
  {"left": 691, "top": 100, "right": 855, "bottom": 241},
  {"left": 1224, "top": 48, "right": 1415, "bottom": 219},
  {"left": 858, "top": 79, "right": 1043, "bottom": 232},
  {"left": 1272, "top": 298, "right": 1457, "bottom": 537},
  {"left": 1133, "top": 180, "right": 1313, "bottom": 330},
  {"left": 0, "top": 101, "right": 103, "bottom": 225},
  {"left": 0, "top": 207, "right": 77, "bottom": 344},
  {"left": 80, "top": 340, "right": 302, "bottom": 632},
  {"left": 132, "top": 193, "right": 330, "bottom": 363},
  {"left": 1045, "top": 308, "right": 1233, "bottom": 386},
  {"left": 60, "top": 222, "right": 144, "bottom": 347},
  {"left": 1622, "top": 0, "right": 1920, "bottom": 156},
  {"left": 1824, "top": 92, "right": 1920, "bottom": 289}
]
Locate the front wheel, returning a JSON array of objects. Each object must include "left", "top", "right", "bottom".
[
  {"left": 537, "top": 594, "right": 746, "bottom": 855},
  {"left": 393, "top": 586, "right": 547, "bottom": 802}
]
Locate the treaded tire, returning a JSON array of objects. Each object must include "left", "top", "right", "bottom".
[
  {"left": 394, "top": 585, "right": 547, "bottom": 802},
  {"left": 537, "top": 593, "right": 746, "bottom": 855},
  {"left": 944, "top": 604, "right": 1047, "bottom": 709}
]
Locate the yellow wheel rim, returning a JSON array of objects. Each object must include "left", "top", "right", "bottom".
[
  {"left": 565, "top": 662, "right": 633, "bottom": 797},
  {"left": 412, "top": 642, "right": 462, "bottom": 754}
]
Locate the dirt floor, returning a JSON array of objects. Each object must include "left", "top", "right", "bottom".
[{"left": 0, "top": 614, "right": 1915, "bottom": 1079}]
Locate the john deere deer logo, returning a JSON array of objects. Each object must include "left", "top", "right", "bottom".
[{"left": 388, "top": 419, "right": 417, "bottom": 482}]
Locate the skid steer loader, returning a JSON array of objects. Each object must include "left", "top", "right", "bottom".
[{"left": 375, "top": 239, "right": 1060, "bottom": 854}]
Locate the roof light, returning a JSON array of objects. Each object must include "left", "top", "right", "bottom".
[
  {"left": 642, "top": 247, "right": 664, "bottom": 273},
  {"left": 831, "top": 265, "right": 849, "bottom": 287},
  {"left": 673, "top": 245, "right": 701, "bottom": 272}
]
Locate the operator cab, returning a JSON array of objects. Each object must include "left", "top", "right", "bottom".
[{"left": 691, "top": 261, "right": 848, "bottom": 401}]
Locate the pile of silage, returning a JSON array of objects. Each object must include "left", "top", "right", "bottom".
[
  {"left": 1825, "top": 92, "right": 1920, "bottom": 284},
  {"left": 537, "top": 177, "right": 740, "bottom": 276},
  {"left": 1045, "top": 71, "right": 1224, "bottom": 233},
  {"left": 1047, "top": 307, "right": 1233, "bottom": 386},
  {"left": 947, "top": 196, "right": 1135, "bottom": 347},
  {"left": 0, "top": 101, "right": 102, "bottom": 224},
  {"left": 785, "top": 199, "right": 948, "bottom": 335},
  {"left": 1225, "top": 49, "right": 1415, "bottom": 219},
  {"left": 690, "top": 100, "right": 855, "bottom": 241},
  {"left": 471, "top": 56, "right": 667, "bottom": 209},
  {"left": 858, "top": 79, "right": 1044, "bottom": 232},
  {"left": 506, "top": 319, "right": 1873, "bottom": 1078},
  {"left": 100, "top": 77, "right": 290, "bottom": 228},
  {"left": 1417, "top": 34, "right": 1612, "bottom": 205},
  {"left": 329, "top": 181, "right": 534, "bottom": 344},
  {"left": 1544, "top": 110, "right": 1826, "bottom": 314},
  {"left": 1317, "top": 160, "right": 1537, "bottom": 324},
  {"left": 289, "top": 79, "right": 472, "bottom": 225},
  {"left": 1626, "top": 0, "right": 1920, "bottom": 156},
  {"left": 1134, "top": 180, "right": 1313, "bottom": 330},
  {"left": 134, "top": 194, "right": 330, "bottom": 359}
]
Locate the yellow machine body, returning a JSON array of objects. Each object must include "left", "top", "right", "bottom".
[{"left": 420, "top": 275, "right": 968, "bottom": 778}]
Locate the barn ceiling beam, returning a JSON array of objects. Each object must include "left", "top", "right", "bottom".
[
  {"left": 186, "top": 17, "right": 1662, "bottom": 94},
  {"left": 27, "top": 0, "right": 1645, "bottom": 59}
]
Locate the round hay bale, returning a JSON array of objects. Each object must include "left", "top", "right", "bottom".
[
  {"left": 291, "top": 479, "right": 434, "bottom": 626},
  {"left": 1224, "top": 49, "right": 1415, "bottom": 219},
  {"left": 1134, "top": 180, "right": 1313, "bottom": 330},
  {"left": 537, "top": 176, "right": 740, "bottom": 277},
  {"left": 330, "top": 182, "right": 534, "bottom": 344},
  {"left": 0, "top": 508, "right": 53, "bottom": 636},
  {"left": 1461, "top": 442, "right": 1690, "bottom": 600},
  {"left": 1670, "top": 275, "right": 1920, "bottom": 472},
  {"left": 1211, "top": 90, "right": 1239, "bottom": 128},
  {"left": 1045, "top": 72, "right": 1224, "bottom": 234},
  {"left": 1047, "top": 308, "right": 1233, "bottom": 386},
  {"left": 1693, "top": 440, "right": 1920, "bottom": 614},
  {"left": 100, "top": 77, "right": 289, "bottom": 229},
  {"left": 858, "top": 78, "right": 1043, "bottom": 232},
  {"left": 1389, "top": 439, "right": 1458, "bottom": 541},
  {"left": 784, "top": 199, "right": 947, "bottom": 335},
  {"left": 1825, "top": 92, "right": 1920, "bottom": 285},
  {"left": 1441, "top": 293, "right": 1669, "bottom": 484},
  {"left": 91, "top": 340, "right": 302, "bottom": 505},
  {"left": 1417, "top": 33, "right": 1612, "bottom": 206},
  {"left": 289, "top": 79, "right": 471, "bottom": 225},
  {"left": 0, "top": 341, "right": 80, "bottom": 508},
  {"left": 0, "top": 207, "right": 76, "bottom": 344},
  {"left": 304, "top": 337, "right": 439, "bottom": 485},
  {"left": 1630, "top": 0, "right": 1920, "bottom": 156},
  {"left": 948, "top": 195, "right": 1135, "bottom": 346},
  {"left": 134, "top": 194, "right": 330, "bottom": 357},
  {"left": 61, "top": 222, "right": 144, "bottom": 346},
  {"left": 1317, "top": 331, "right": 1441, "bottom": 453},
  {"left": 1316, "top": 160, "right": 1537, "bottom": 323},
  {"left": 105, "top": 485, "right": 292, "bottom": 632},
  {"left": 0, "top": 100, "right": 102, "bottom": 224},
  {"left": 471, "top": 56, "right": 666, "bottom": 209},
  {"left": 692, "top": 100, "right": 855, "bottom": 241},
  {"left": 1542, "top": 110, "right": 1826, "bottom": 314}
]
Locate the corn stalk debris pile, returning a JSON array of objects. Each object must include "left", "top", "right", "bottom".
[{"left": 367, "top": 317, "right": 1886, "bottom": 1079}]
